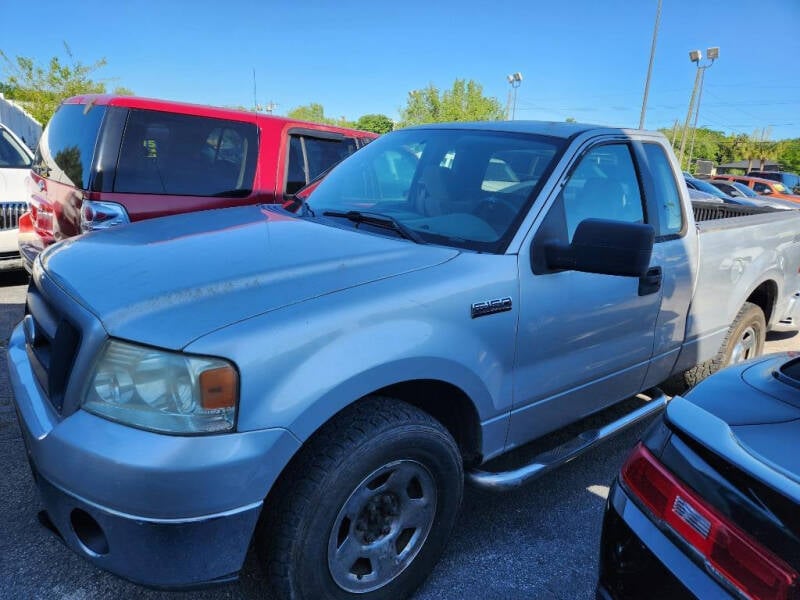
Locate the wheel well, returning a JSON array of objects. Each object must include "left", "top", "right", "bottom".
[
  {"left": 375, "top": 380, "right": 483, "bottom": 467},
  {"left": 747, "top": 280, "right": 777, "bottom": 324}
]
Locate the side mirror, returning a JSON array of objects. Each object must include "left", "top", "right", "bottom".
[{"left": 544, "top": 219, "right": 655, "bottom": 277}]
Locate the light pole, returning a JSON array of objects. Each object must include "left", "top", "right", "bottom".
[
  {"left": 507, "top": 72, "right": 522, "bottom": 120},
  {"left": 638, "top": 0, "right": 662, "bottom": 129},
  {"left": 678, "top": 47, "right": 718, "bottom": 171}
]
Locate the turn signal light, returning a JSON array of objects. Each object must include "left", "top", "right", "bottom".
[
  {"left": 621, "top": 444, "right": 799, "bottom": 600},
  {"left": 199, "top": 366, "right": 238, "bottom": 410}
]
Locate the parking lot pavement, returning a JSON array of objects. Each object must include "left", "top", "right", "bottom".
[{"left": 1, "top": 273, "right": 797, "bottom": 600}]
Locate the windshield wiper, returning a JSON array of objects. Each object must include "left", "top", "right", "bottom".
[{"left": 322, "top": 210, "right": 425, "bottom": 244}]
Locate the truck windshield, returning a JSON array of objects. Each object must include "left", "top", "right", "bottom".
[{"left": 302, "top": 128, "right": 565, "bottom": 253}]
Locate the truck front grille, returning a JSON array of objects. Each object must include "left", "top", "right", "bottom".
[
  {"left": 25, "top": 282, "right": 81, "bottom": 414},
  {"left": 0, "top": 202, "right": 27, "bottom": 230}
]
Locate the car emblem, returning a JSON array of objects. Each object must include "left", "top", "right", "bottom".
[{"left": 471, "top": 297, "right": 513, "bottom": 319}]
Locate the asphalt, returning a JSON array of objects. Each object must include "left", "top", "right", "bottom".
[{"left": 0, "top": 271, "right": 796, "bottom": 600}]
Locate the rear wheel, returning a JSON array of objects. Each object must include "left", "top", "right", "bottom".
[
  {"left": 260, "top": 397, "right": 463, "bottom": 600},
  {"left": 663, "top": 301, "right": 766, "bottom": 394}
]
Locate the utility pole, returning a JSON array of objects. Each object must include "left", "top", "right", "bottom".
[
  {"left": 670, "top": 119, "right": 680, "bottom": 147},
  {"left": 687, "top": 68, "right": 707, "bottom": 172},
  {"left": 252, "top": 68, "right": 258, "bottom": 112},
  {"left": 638, "top": 0, "right": 662, "bottom": 129},
  {"left": 678, "top": 67, "right": 703, "bottom": 170},
  {"left": 506, "top": 72, "right": 522, "bottom": 120}
]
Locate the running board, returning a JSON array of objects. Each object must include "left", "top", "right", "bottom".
[{"left": 467, "top": 389, "right": 669, "bottom": 492}]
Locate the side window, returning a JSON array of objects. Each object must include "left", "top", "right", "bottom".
[
  {"left": 752, "top": 182, "right": 770, "bottom": 194},
  {"left": 114, "top": 109, "right": 258, "bottom": 196},
  {"left": 642, "top": 143, "right": 683, "bottom": 236},
  {"left": 285, "top": 135, "right": 307, "bottom": 195},
  {"left": 304, "top": 136, "right": 357, "bottom": 181},
  {"left": 34, "top": 104, "right": 106, "bottom": 189},
  {"left": 561, "top": 144, "right": 644, "bottom": 240},
  {"left": 284, "top": 134, "right": 359, "bottom": 194}
]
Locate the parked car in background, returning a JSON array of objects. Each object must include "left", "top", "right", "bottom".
[
  {"left": 708, "top": 179, "right": 797, "bottom": 210},
  {"left": 684, "top": 175, "right": 751, "bottom": 205},
  {"left": 9, "top": 122, "right": 800, "bottom": 598},
  {"left": 598, "top": 354, "right": 800, "bottom": 600},
  {"left": 19, "top": 94, "right": 378, "bottom": 271},
  {"left": 748, "top": 170, "right": 800, "bottom": 194},
  {"left": 712, "top": 174, "right": 800, "bottom": 203},
  {"left": 0, "top": 123, "right": 33, "bottom": 271}
]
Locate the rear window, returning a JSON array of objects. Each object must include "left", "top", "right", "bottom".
[
  {"left": 33, "top": 103, "right": 106, "bottom": 189},
  {"left": 114, "top": 109, "right": 258, "bottom": 197}
]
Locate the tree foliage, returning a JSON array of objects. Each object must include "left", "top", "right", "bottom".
[
  {"left": 286, "top": 102, "right": 356, "bottom": 128},
  {"left": 398, "top": 79, "right": 505, "bottom": 127},
  {"left": 355, "top": 113, "right": 393, "bottom": 134},
  {"left": 660, "top": 125, "right": 800, "bottom": 175},
  {"left": 0, "top": 44, "right": 130, "bottom": 125}
]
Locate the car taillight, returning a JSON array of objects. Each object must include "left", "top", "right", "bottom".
[
  {"left": 80, "top": 200, "right": 130, "bottom": 233},
  {"left": 621, "top": 443, "right": 799, "bottom": 600},
  {"left": 32, "top": 202, "right": 54, "bottom": 235}
]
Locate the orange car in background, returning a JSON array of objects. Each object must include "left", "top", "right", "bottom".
[{"left": 711, "top": 174, "right": 800, "bottom": 203}]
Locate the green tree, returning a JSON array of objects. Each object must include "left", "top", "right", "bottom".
[
  {"left": 0, "top": 43, "right": 130, "bottom": 125},
  {"left": 287, "top": 103, "right": 355, "bottom": 128},
  {"left": 354, "top": 113, "right": 393, "bottom": 134},
  {"left": 398, "top": 79, "right": 505, "bottom": 127},
  {"left": 565, "top": 117, "right": 577, "bottom": 123},
  {"left": 777, "top": 139, "right": 800, "bottom": 174},
  {"left": 287, "top": 102, "right": 328, "bottom": 124}
]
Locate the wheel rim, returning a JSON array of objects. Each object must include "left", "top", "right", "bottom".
[
  {"left": 730, "top": 325, "right": 759, "bottom": 364},
  {"left": 327, "top": 459, "right": 437, "bottom": 593}
]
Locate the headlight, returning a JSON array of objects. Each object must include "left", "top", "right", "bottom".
[{"left": 82, "top": 340, "right": 238, "bottom": 434}]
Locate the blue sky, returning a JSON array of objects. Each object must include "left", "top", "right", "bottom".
[{"left": 2, "top": 0, "right": 799, "bottom": 138}]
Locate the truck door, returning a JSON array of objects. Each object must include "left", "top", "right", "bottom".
[{"left": 508, "top": 141, "right": 663, "bottom": 446}]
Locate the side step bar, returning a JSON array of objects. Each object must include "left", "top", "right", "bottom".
[{"left": 467, "top": 389, "right": 669, "bottom": 492}]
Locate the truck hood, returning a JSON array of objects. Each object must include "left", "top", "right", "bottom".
[
  {"left": 41, "top": 205, "right": 459, "bottom": 349},
  {"left": 668, "top": 355, "right": 800, "bottom": 493}
]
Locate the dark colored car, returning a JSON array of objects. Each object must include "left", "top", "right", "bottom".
[
  {"left": 20, "top": 95, "right": 378, "bottom": 271},
  {"left": 684, "top": 176, "right": 749, "bottom": 205},
  {"left": 748, "top": 171, "right": 800, "bottom": 195},
  {"left": 709, "top": 179, "right": 797, "bottom": 210},
  {"left": 598, "top": 353, "right": 800, "bottom": 600}
]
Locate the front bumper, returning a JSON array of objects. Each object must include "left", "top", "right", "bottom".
[
  {"left": 597, "top": 480, "right": 731, "bottom": 600},
  {"left": 8, "top": 322, "right": 302, "bottom": 588}
]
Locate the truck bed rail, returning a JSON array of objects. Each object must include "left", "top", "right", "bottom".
[{"left": 692, "top": 201, "right": 777, "bottom": 222}]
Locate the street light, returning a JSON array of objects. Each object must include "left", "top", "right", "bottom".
[
  {"left": 678, "top": 47, "right": 719, "bottom": 171},
  {"left": 507, "top": 72, "right": 522, "bottom": 120}
]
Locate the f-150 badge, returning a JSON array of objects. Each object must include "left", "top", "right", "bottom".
[{"left": 471, "top": 297, "right": 513, "bottom": 319}]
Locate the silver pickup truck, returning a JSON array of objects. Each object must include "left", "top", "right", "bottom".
[{"left": 9, "top": 121, "right": 800, "bottom": 599}]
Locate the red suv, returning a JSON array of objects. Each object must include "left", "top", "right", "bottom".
[{"left": 20, "top": 95, "right": 378, "bottom": 270}]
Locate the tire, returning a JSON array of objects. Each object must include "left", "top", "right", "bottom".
[
  {"left": 663, "top": 301, "right": 766, "bottom": 394},
  {"left": 260, "top": 397, "right": 464, "bottom": 600}
]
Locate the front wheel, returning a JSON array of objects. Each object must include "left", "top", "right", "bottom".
[{"left": 260, "top": 397, "right": 463, "bottom": 600}]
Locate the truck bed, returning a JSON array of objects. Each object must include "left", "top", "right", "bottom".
[{"left": 677, "top": 202, "right": 800, "bottom": 373}]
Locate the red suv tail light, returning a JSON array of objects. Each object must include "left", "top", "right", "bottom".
[{"left": 621, "top": 444, "right": 799, "bottom": 600}]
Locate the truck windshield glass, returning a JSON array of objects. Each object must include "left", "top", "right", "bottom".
[{"left": 303, "top": 128, "right": 564, "bottom": 252}]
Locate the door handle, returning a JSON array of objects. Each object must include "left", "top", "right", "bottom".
[{"left": 638, "top": 266, "right": 662, "bottom": 296}]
